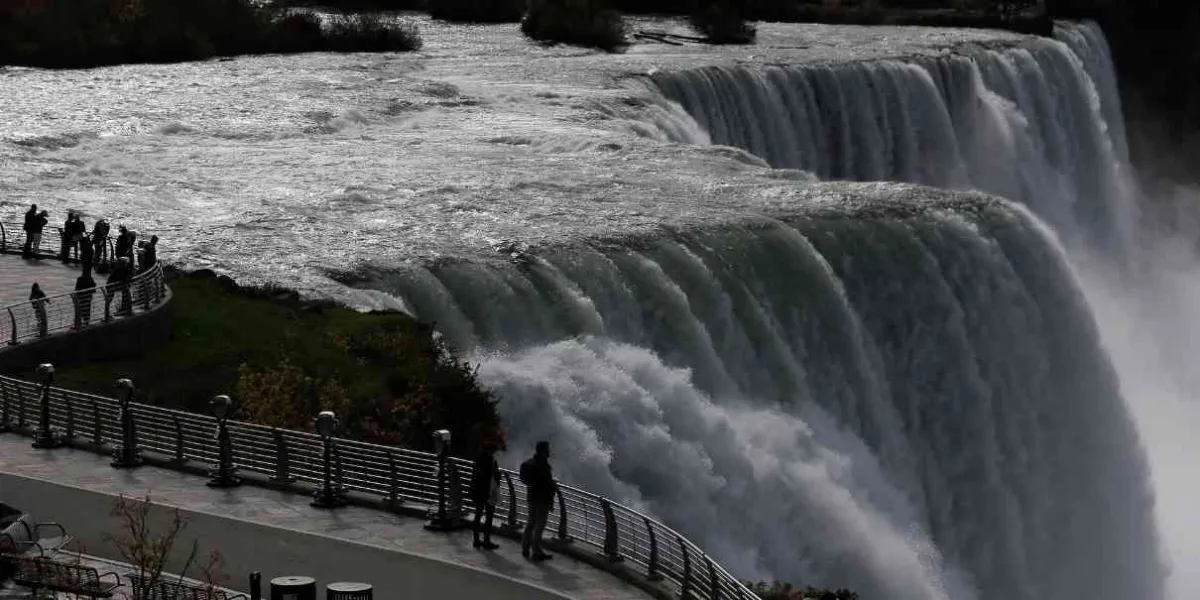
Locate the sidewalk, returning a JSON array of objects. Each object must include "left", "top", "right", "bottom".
[
  {"left": 0, "top": 434, "right": 653, "bottom": 600},
  {"left": 0, "top": 255, "right": 81, "bottom": 307}
]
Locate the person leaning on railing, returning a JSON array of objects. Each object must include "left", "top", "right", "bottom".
[
  {"left": 73, "top": 271, "right": 97, "bottom": 329},
  {"left": 28, "top": 283, "right": 49, "bottom": 338}
]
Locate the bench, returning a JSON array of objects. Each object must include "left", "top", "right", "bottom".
[
  {"left": 7, "top": 555, "right": 121, "bottom": 598},
  {"left": 131, "top": 574, "right": 250, "bottom": 600},
  {"left": 0, "top": 513, "right": 73, "bottom": 558}
]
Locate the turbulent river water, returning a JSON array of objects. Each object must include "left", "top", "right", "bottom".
[{"left": 2, "top": 17, "right": 1196, "bottom": 600}]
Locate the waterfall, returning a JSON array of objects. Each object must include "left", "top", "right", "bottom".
[
  {"left": 369, "top": 20, "right": 1167, "bottom": 600},
  {"left": 646, "top": 22, "right": 1136, "bottom": 258}
]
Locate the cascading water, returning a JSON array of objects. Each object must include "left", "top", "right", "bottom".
[{"left": 369, "top": 20, "right": 1169, "bottom": 600}]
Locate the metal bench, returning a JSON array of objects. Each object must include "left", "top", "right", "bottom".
[
  {"left": 131, "top": 573, "right": 250, "bottom": 600},
  {"left": 7, "top": 555, "right": 121, "bottom": 598},
  {"left": 0, "top": 513, "right": 73, "bottom": 557}
]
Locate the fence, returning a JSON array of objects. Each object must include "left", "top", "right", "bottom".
[
  {"left": 0, "top": 373, "right": 757, "bottom": 600},
  {"left": 0, "top": 221, "right": 118, "bottom": 264},
  {"left": 0, "top": 263, "right": 167, "bottom": 347}
]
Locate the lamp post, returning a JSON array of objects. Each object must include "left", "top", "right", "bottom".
[
  {"left": 207, "top": 394, "right": 241, "bottom": 488},
  {"left": 32, "top": 363, "right": 60, "bottom": 449},
  {"left": 425, "top": 429, "right": 457, "bottom": 531},
  {"left": 311, "top": 411, "right": 347, "bottom": 509},
  {"left": 111, "top": 378, "right": 142, "bottom": 468}
]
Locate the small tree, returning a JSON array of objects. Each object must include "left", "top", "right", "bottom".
[
  {"left": 690, "top": 0, "right": 756, "bottom": 44},
  {"left": 522, "top": 0, "right": 628, "bottom": 52},
  {"left": 107, "top": 494, "right": 226, "bottom": 599}
]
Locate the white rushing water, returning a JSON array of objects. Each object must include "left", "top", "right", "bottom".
[{"left": 0, "top": 17, "right": 1190, "bottom": 600}]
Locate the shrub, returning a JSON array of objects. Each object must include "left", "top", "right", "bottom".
[
  {"left": 521, "top": 0, "right": 628, "bottom": 52},
  {"left": 748, "top": 582, "right": 859, "bottom": 600},
  {"left": 429, "top": 0, "right": 528, "bottom": 22},
  {"left": 690, "top": 0, "right": 757, "bottom": 44},
  {"left": 326, "top": 13, "right": 424, "bottom": 52}
]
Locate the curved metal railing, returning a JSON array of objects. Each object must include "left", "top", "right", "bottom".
[
  {"left": 0, "top": 374, "right": 756, "bottom": 600},
  {"left": 0, "top": 221, "right": 118, "bottom": 264},
  {"left": 0, "top": 263, "right": 168, "bottom": 347}
]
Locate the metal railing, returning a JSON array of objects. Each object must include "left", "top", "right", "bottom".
[
  {"left": 0, "top": 263, "right": 168, "bottom": 347},
  {"left": 0, "top": 221, "right": 118, "bottom": 264},
  {"left": 0, "top": 373, "right": 757, "bottom": 600}
]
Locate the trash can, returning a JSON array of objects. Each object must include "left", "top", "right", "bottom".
[
  {"left": 271, "top": 576, "right": 317, "bottom": 600},
  {"left": 326, "top": 582, "right": 373, "bottom": 600}
]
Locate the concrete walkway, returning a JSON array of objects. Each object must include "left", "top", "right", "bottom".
[
  {"left": 0, "top": 434, "right": 654, "bottom": 600},
  {"left": 0, "top": 255, "right": 82, "bottom": 307}
]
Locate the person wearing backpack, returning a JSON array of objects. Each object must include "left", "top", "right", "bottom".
[{"left": 519, "top": 440, "right": 557, "bottom": 561}]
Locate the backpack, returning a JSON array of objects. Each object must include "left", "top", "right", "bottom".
[{"left": 519, "top": 459, "right": 533, "bottom": 486}]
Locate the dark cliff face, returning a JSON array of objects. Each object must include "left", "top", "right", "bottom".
[{"left": 1050, "top": 0, "right": 1200, "bottom": 183}]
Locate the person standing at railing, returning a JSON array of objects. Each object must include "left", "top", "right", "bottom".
[
  {"left": 108, "top": 257, "right": 134, "bottom": 318},
  {"left": 470, "top": 442, "right": 502, "bottom": 551},
  {"left": 114, "top": 225, "right": 132, "bottom": 262},
  {"left": 29, "top": 283, "right": 49, "bottom": 338},
  {"left": 79, "top": 233, "right": 94, "bottom": 271},
  {"left": 21, "top": 204, "right": 37, "bottom": 258},
  {"left": 73, "top": 271, "right": 96, "bottom": 329},
  {"left": 92, "top": 219, "right": 110, "bottom": 266},
  {"left": 26, "top": 210, "right": 48, "bottom": 259},
  {"left": 59, "top": 212, "right": 75, "bottom": 263},
  {"left": 519, "top": 440, "right": 557, "bottom": 561},
  {"left": 140, "top": 235, "right": 158, "bottom": 274}
]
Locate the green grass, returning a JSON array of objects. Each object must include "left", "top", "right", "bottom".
[{"left": 28, "top": 270, "right": 500, "bottom": 455}]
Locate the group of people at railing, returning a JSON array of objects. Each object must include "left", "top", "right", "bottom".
[
  {"left": 10, "top": 205, "right": 165, "bottom": 340},
  {"left": 470, "top": 439, "right": 559, "bottom": 561}
]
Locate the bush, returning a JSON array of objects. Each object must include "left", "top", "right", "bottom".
[
  {"left": 0, "top": 0, "right": 422, "bottom": 68},
  {"left": 429, "top": 0, "right": 528, "bottom": 22},
  {"left": 521, "top": 0, "right": 628, "bottom": 52},
  {"left": 748, "top": 582, "right": 859, "bottom": 600},
  {"left": 690, "top": 0, "right": 757, "bottom": 44},
  {"left": 326, "top": 13, "right": 424, "bottom": 52}
]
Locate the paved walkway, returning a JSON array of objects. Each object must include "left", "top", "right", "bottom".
[
  {"left": 0, "top": 434, "right": 654, "bottom": 600},
  {"left": 0, "top": 254, "right": 82, "bottom": 307}
]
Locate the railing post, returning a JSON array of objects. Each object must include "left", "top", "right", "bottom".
[
  {"left": 503, "top": 471, "right": 520, "bottom": 531},
  {"left": 679, "top": 536, "right": 693, "bottom": 600},
  {"left": 63, "top": 393, "right": 75, "bottom": 441},
  {"left": 32, "top": 364, "right": 60, "bottom": 449},
  {"left": 312, "top": 411, "right": 347, "bottom": 508},
  {"left": 6, "top": 308, "right": 17, "bottom": 345},
  {"left": 102, "top": 288, "right": 113, "bottom": 323},
  {"left": 172, "top": 416, "right": 186, "bottom": 465},
  {"left": 706, "top": 556, "right": 721, "bottom": 600},
  {"left": 111, "top": 379, "right": 141, "bottom": 469},
  {"left": 0, "top": 380, "right": 10, "bottom": 433},
  {"left": 555, "top": 488, "right": 573, "bottom": 543},
  {"left": 90, "top": 400, "right": 102, "bottom": 445},
  {"left": 271, "top": 428, "right": 294, "bottom": 484},
  {"left": 643, "top": 517, "right": 663, "bottom": 581},
  {"left": 0, "top": 221, "right": 6, "bottom": 251},
  {"left": 16, "top": 384, "right": 26, "bottom": 429},
  {"left": 599, "top": 498, "right": 623, "bottom": 562},
  {"left": 383, "top": 450, "right": 402, "bottom": 509},
  {"left": 207, "top": 395, "right": 241, "bottom": 488}
]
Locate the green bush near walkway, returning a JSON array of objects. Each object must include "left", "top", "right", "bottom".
[{"left": 28, "top": 269, "right": 501, "bottom": 457}]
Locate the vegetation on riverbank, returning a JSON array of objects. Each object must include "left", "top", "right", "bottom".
[
  {"left": 521, "top": 0, "right": 628, "bottom": 51},
  {"left": 33, "top": 269, "right": 502, "bottom": 457},
  {"left": 0, "top": 0, "right": 421, "bottom": 68},
  {"left": 749, "top": 582, "right": 858, "bottom": 600}
]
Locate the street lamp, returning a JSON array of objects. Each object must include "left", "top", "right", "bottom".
[
  {"left": 32, "top": 363, "right": 60, "bottom": 449},
  {"left": 311, "top": 411, "right": 347, "bottom": 509},
  {"left": 110, "top": 378, "right": 142, "bottom": 468},
  {"left": 207, "top": 394, "right": 241, "bottom": 488}
]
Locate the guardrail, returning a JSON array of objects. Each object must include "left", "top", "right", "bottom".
[
  {"left": 0, "top": 372, "right": 757, "bottom": 600},
  {"left": 0, "top": 221, "right": 118, "bottom": 264},
  {"left": 0, "top": 263, "right": 167, "bottom": 347}
]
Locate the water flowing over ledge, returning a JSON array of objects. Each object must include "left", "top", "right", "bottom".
[{"left": 0, "top": 17, "right": 1168, "bottom": 600}]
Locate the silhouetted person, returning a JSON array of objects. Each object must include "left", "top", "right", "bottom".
[
  {"left": 70, "top": 214, "right": 87, "bottom": 261},
  {"left": 471, "top": 442, "right": 501, "bottom": 550},
  {"left": 140, "top": 235, "right": 158, "bottom": 274},
  {"left": 107, "top": 257, "right": 133, "bottom": 318},
  {"left": 92, "top": 219, "right": 110, "bottom": 266},
  {"left": 73, "top": 272, "right": 96, "bottom": 329},
  {"left": 79, "top": 233, "right": 94, "bottom": 272},
  {"left": 27, "top": 210, "right": 48, "bottom": 258},
  {"left": 21, "top": 204, "right": 37, "bottom": 258},
  {"left": 114, "top": 225, "right": 131, "bottom": 262},
  {"left": 29, "top": 283, "right": 49, "bottom": 338},
  {"left": 59, "top": 212, "right": 74, "bottom": 262},
  {"left": 519, "top": 441, "right": 557, "bottom": 561}
]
